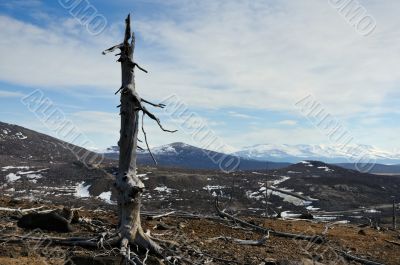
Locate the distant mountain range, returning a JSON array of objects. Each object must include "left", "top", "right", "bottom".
[
  {"left": 1, "top": 120, "right": 399, "bottom": 174},
  {"left": 104, "top": 142, "right": 290, "bottom": 171},
  {"left": 104, "top": 142, "right": 400, "bottom": 174},
  {"left": 2, "top": 120, "right": 400, "bottom": 214},
  {"left": 235, "top": 143, "right": 400, "bottom": 164}
]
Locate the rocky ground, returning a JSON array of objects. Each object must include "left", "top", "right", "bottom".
[{"left": 0, "top": 197, "right": 399, "bottom": 265}]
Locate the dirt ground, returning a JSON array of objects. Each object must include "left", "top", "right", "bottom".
[{"left": 0, "top": 197, "right": 399, "bottom": 265}]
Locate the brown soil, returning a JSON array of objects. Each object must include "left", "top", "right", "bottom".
[{"left": 0, "top": 197, "right": 399, "bottom": 265}]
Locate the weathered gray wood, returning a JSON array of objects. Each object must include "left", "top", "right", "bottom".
[{"left": 104, "top": 14, "right": 161, "bottom": 256}]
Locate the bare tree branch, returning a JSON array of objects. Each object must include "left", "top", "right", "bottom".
[
  {"left": 141, "top": 105, "right": 177, "bottom": 133},
  {"left": 141, "top": 98, "right": 166, "bottom": 108},
  {"left": 102, "top": 43, "right": 123, "bottom": 55},
  {"left": 141, "top": 113, "right": 157, "bottom": 165}
]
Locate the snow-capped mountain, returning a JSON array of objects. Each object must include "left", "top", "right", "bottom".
[
  {"left": 103, "top": 142, "right": 290, "bottom": 170},
  {"left": 234, "top": 143, "right": 400, "bottom": 164},
  {"left": 104, "top": 142, "right": 400, "bottom": 166}
]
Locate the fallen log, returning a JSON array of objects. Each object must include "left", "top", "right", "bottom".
[
  {"left": 214, "top": 198, "right": 325, "bottom": 243},
  {"left": 208, "top": 235, "right": 269, "bottom": 246},
  {"left": 146, "top": 211, "right": 176, "bottom": 220},
  {"left": 337, "top": 250, "right": 386, "bottom": 265},
  {"left": 0, "top": 206, "right": 44, "bottom": 213},
  {"left": 384, "top": 239, "right": 400, "bottom": 246}
]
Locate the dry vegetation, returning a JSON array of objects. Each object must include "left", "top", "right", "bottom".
[{"left": 0, "top": 197, "right": 399, "bottom": 265}]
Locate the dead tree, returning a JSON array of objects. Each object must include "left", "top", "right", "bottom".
[{"left": 103, "top": 14, "right": 176, "bottom": 258}]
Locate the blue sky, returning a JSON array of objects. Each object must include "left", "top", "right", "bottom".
[{"left": 0, "top": 0, "right": 400, "bottom": 153}]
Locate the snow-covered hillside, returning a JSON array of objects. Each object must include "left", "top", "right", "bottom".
[{"left": 234, "top": 143, "right": 400, "bottom": 164}]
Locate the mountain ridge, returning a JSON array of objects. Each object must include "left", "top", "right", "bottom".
[{"left": 235, "top": 143, "right": 400, "bottom": 164}]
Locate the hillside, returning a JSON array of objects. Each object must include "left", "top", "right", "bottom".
[
  {"left": 1, "top": 122, "right": 399, "bottom": 217},
  {"left": 1, "top": 123, "right": 400, "bottom": 264},
  {"left": 105, "top": 142, "right": 291, "bottom": 171},
  {"left": 273, "top": 161, "right": 400, "bottom": 211}
]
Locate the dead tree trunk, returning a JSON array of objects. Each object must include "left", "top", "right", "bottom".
[{"left": 103, "top": 14, "right": 176, "bottom": 258}]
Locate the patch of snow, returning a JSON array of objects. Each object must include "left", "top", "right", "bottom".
[
  {"left": 152, "top": 144, "right": 178, "bottom": 155},
  {"left": 271, "top": 176, "right": 290, "bottom": 186},
  {"left": 317, "top": 166, "right": 333, "bottom": 172},
  {"left": 98, "top": 191, "right": 115, "bottom": 204},
  {"left": 271, "top": 190, "right": 306, "bottom": 206},
  {"left": 280, "top": 211, "right": 302, "bottom": 219},
  {"left": 17, "top": 168, "right": 48, "bottom": 175},
  {"left": 154, "top": 186, "right": 174, "bottom": 193},
  {"left": 364, "top": 209, "right": 381, "bottom": 213},
  {"left": 203, "top": 185, "right": 226, "bottom": 191},
  {"left": 246, "top": 190, "right": 264, "bottom": 200},
  {"left": 6, "top": 173, "right": 21, "bottom": 182},
  {"left": 26, "top": 174, "right": 43, "bottom": 179},
  {"left": 15, "top": 132, "right": 27, "bottom": 139},
  {"left": 75, "top": 182, "right": 91, "bottom": 198},
  {"left": 2, "top": 166, "right": 30, "bottom": 171},
  {"left": 306, "top": 205, "right": 320, "bottom": 211},
  {"left": 300, "top": 161, "right": 313, "bottom": 167},
  {"left": 137, "top": 173, "right": 149, "bottom": 180},
  {"left": 313, "top": 215, "right": 340, "bottom": 221}
]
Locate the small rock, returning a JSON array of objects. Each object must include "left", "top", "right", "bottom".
[
  {"left": 153, "top": 222, "right": 172, "bottom": 230},
  {"left": 299, "top": 212, "right": 314, "bottom": 220},
  {"left": 264, "top": 258, "right": 278, "bottom": 265},
  {"left": 312, "top": 254, "right": 323, "bottom": 262},
  {"left": 358, "top": 229, "right": 367, "bottom": 236}
]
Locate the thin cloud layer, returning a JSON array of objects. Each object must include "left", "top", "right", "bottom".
[{"left": 0, "top": 1, "right": 399, "bottom": 151}]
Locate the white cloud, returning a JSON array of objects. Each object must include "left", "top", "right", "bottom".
[
  {"left": 135, "top": 0, "right": 400, "bottom": 116},
  {"left": 0, "top": 90, "right": 24, "bottom": 98},
  {"left": 278, "top": 120, "right": 297, "bottom": 126},
  {"left": 0, "top": 15, "right": 120, "bottom": 90},
  {"left": 71, "top": 111, "right": 118, "bottom": 135},
  {"left": 228, "top": 111, "right": 254, "bottom": 119},
  {"left": 1, "top": 1, "right": 400, "bottom": 150},
  {"left": 1, "top": 1, "right": 400, "bottom": 117}
]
